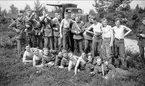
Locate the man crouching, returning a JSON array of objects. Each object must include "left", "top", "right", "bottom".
[
  {"left": 33, "top": 48, "right": 43, "bottom": 67},
  {"left": 68, "top": 52, "right": 79, "bottom": 71},
  {"left": 42, "top": 48, "right": 55, "bottom": 67}
]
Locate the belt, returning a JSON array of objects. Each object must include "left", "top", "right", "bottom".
[
  {"left": 115, "top": 38, "right": 124, "bottom": 40},
  {"left": 104, "top": 37, "right": 111, "bottom": 39}
]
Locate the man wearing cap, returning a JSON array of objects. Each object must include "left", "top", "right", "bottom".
[
  {"left": 24, "top": 10, "right": 35, "bottom": 47},
  {"left": 136, "top": 17, "right": 145, "bottom": 62},
  {"left": 71, "top": 16, "right": 84, "bottom": 54},
  {"left": 52, "top": 13, "right": 61, "bottom": 50},
  {"left": 9, "top": 12, "right": 26, "bottom": 58},
  {"left": 29, "top": 12, "right": 42, "bottom": 48}
]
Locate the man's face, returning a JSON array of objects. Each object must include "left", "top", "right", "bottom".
[
  {"left": 43, "top": 49, "right": 49, "bottom": 55},
  {"left": 75, "top": 17, "right": 80, "bottom": 22},
  {"left": 92, "top": 19, "right": 97, "bottom": 24},
  {"left": 82, "top": 53, "right": 86, "bottom": 58},
  {"left": 26, "top": 46, "right": 30, "bottom": 52},
  {"left": 44, "top": 18, "right": 48, "bottom": 23},
  {"left": 63, "top": 53, "right": 68, "bottom": 58},
  {"left": 88, "top": 17, "right": 93, "bottom": 23},
  {"left": 96, "top": 58, "right": 102, "bottom": 65},
  {"left": 115, "top": 20, "right": 120, "bottom": 26},
  {"left": 142, "top": 20, "right": 145, "bottom": 25},
  {"left": 65, "top": 13, "right": 69, "bottom": 18},
  {"left": 102, "top": 20, "right": 107, "bottom": 26},
  {"left": 57, "top": 15, "right": 61, "bottom": 20},
  {"left": 88, "top": 56, "right": 92, "bottom": 62},
  {"left": 26, "top": 11, "right": 31, "bottom": 16},
  {"left": 34, "top": 14, "right": 38, "bottom": 19}
]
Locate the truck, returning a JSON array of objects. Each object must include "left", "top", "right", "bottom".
[{"left": 46, "top": 3, "right": 88, "bottom": 22}]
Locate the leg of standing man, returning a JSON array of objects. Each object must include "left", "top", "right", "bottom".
[
  {"left": 17, "top": 39, "right": 22, "bottom": 58},
  {"left": 118, "top": 39, "right": 127, "bottom": 68},
  {"left": 139, "top": 46, "right": 145, "bottom": 62}
]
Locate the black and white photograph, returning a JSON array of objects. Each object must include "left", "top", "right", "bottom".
[{"left": 0, "top": 0, "right": 145, "bottom": 86}]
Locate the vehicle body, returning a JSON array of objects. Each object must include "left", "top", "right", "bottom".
[{"left": 47, "top": 3, "right": 88, "bottom": 22}]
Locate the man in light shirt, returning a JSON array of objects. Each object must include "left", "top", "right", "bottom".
[
  {"left": 101, "top": 18, "right": 113, "bottom": 63},
  {"left": 83, "top": 15, "right": 93, "bottom": 54},
  {"left": 22, "top": 45, "right": 34, "bottom": 64},
  {"left": 112, "top": 18, "right": 132, "bottom": 67},
  {"left": 86, "top": 17, "right": 103, "bottom": 58},
  {"left": 59, "top": 12, "right": 78, "bottom": 51},
  {"left": 59, "top": 12, "right": 73, "bottom": 51}
]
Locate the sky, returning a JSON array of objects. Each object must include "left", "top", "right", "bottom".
[{"left": 0, "top": 0, "right": 145, "bottom": 13}]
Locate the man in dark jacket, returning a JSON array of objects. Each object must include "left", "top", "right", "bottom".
[{"left": 136, "top": 17, "right": 145, "bottom": 62}]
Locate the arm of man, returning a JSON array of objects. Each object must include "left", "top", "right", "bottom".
[
  {"left": 86, "top": 25, "right": 94, "bottom": 35},
  {"left": 124, "top": 25, "right": 132, "bottom": 37},
  {"left": 33, "top": 55, "right": 37, "bottom": 67},
  {"left": 22, "top": 51, "right": 27, "bottom": 63},
  {"left": 74, "top": 58, "right": 81, "bottom": 75},
  {"left": 59, "top": 19, "right": 64, "bottom": 38},
  {"left": 68, "top": 60, "right": 73, "bottom": 71},
  {"left": 110, "top": 26, "right": 114, "bottom": 47}
]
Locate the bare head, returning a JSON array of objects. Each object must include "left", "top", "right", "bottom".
[
  {"left": 96, "top": 57, "right": 102, "bottom": 65},
  {"left": 101, "top": 18, "right": 108, "bottom": 26},
  {"left": 63, "top": 53, "right": 68, "bottom": 58},
  {"left": 115, "top": 18, "right": 121, "bottom": 27},
  {"left": 75, "top": 16, "right": 81, "bottom": 22},
  {"left": 25, "top": 45, "right": 30, "bottom": 52},
  {"left": 64, "top": 12, "right": 69, "bottom": 19},
  {"left": 43, "top": 48, "right": 49, "bottom": 56},
  {"left": 58, "top": 52, "right": 63, "bottom": 57},
  {"left": 55, "top": 13, "right": 59, "bottom": 17}
]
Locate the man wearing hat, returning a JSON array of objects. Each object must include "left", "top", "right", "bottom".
[
  {"left": 24, "top": 10, "right": 35, "bottom": 47},
  {"left": 52, "top": 13, "right": 61, "bottom": 50},
  {"left": 137, "top": 17, "right": 145, "bottom": 62},
  {"left": 9, "top": 12, "right": 26, "bottom": 58}
]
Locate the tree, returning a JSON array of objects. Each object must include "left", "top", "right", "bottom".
[
  {"left": 89, "top": 9, "right": 97, "bottom": 17},
  {"left": 92, "top": 0, "right": 132, "bottom": 26},
  {"left": 9, "top": 4, "right": 18, "bottom": 15},
  {"left": 34, "top": 0, "right": 43, "bottom": 16},
  {"left": 24, "top": 4, "right": 32, "bottom": 11}
]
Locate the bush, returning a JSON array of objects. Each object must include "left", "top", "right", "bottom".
[{"left": 0, "top": 35, "right": 13, "bottom": 48}]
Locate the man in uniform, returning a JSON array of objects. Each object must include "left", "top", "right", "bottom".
[
  {"left": 71, "top": 16, "right": 84, "bottom": 54},
  {"left": 52, "top": 13, "right": 61, "bottom": 50},
  {"left": 136, "top": 17, "right": 145, "bottom": 62},
  {"left": 24, "top": 10, "right": 35, "bottom": 47}
]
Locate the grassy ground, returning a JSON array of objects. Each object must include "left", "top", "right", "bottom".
[{"left": 0, "top": 47, "right": 145, "bottom": 86}]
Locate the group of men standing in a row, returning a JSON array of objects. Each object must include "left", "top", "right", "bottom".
[{"left": 9, "top": 9, "right": 145, "bottom": 67}]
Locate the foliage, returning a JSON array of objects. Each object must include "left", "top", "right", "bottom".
[
  {"left": 9, "top": 4, "right": 18, "bottom": 15},
  {"left": 34, "top": 0, "right": 44, "bottom": 16},
  {"left": 92, "top": 0, "right": 145, "bottom": 37}
]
